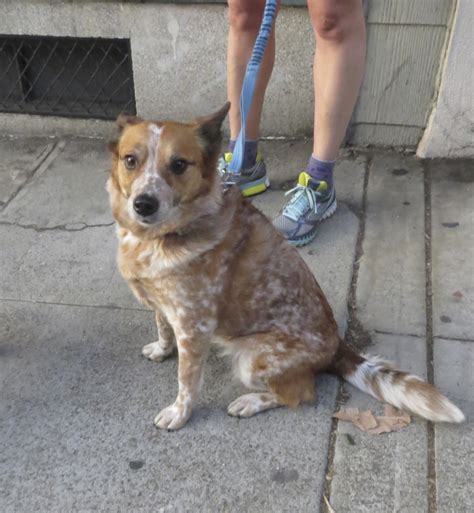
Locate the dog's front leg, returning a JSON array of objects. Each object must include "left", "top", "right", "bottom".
[
  {"left": 142, "top": 311, "right": 175, "bottom": 362},
  {"left": 154, "top": 336, "right": 209, "bottom": 430}
]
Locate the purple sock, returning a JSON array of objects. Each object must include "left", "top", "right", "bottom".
[
  {"left": 227, "top": 139, "right": 258, "bottom": 169},
  {"left": 306, "top": 155, "right": 335, "bottom": 188}
]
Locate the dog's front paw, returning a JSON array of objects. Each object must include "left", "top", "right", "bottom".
[
  {"left": 154, "top": 403, "right": 191, "bottom": 430},
  {"left": 142, "top": 341, "right": 174, "bottom": 362}
]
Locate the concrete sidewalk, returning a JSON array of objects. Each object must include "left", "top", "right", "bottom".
[{"left": 0, "top": 137, "right": 472, "bottom": 513}]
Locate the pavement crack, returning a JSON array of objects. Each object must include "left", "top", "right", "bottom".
[
  {"left": 432, "top": 334, "right": 474, "bottom": 343},
  {"left": 373, "top": 329, "right": 424, "bottom": 339},
  {"left": 0, "top": 220, "right": 115, "bottom": 232},
  {"left": 1, "top": 140, "right": 65, "bottom": 212}
]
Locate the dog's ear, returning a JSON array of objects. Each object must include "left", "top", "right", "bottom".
[
  {"left": 195, "top": 102, "right": 231, "bottom": 160},
  {"left": 107, "top": 138, "right": 119, "bottom": 155},
  {"left": 116, "top": 113, "right": 142, "bottom": 131},
  {"left": 108, "top": 114, "right": 143, "bottom": 154}
]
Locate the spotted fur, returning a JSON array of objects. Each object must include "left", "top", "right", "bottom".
[
  {"left": 332, "top": 349, "right": 464, "bottom": 423},
  {"left": 107, "top": 103, "right": 464, "bottom": 430}
]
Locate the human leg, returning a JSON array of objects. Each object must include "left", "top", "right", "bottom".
[
  {"left": 220, "top": 1, "right": 279, "bottom": 196},
  {"left": 274, "top": 0, "right": 366, "bottom": 245}
]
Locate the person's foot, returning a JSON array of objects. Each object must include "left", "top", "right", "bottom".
[
  {"left": 218, "top": 152, "right": 270, "bottom": 197},
  {"left": 273, "top": 171, "right": 337, "bottom": 246}
]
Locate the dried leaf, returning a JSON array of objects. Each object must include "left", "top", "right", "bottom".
[
  {"left": 353, "top": 410, "right": 378, "bottom": 431},
  {"left": 333, "top": 407, "right": 359, "bottom": 422},
  {"left": 368, "top": 421, "right": 394, "bottom": 435},
  {"left": 369, "top": 415, "right": 411, "bottom": 434},
  {"left": 384, "top": 404, "right": 400, "bottom": 417},
  {"left": 333, "top": 406, "right": 411, "bottom": 435}
]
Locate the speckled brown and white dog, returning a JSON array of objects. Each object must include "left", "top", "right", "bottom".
[{"left": 107, "top": 103, "right": 464, "bottom": 430}]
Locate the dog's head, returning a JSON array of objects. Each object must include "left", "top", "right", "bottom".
[{"left": 107, "top": 102, "right": 230, "bottom": 238}]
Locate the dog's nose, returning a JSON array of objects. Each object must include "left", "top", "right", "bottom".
[{"left": 133, "top": 194, "right": 159, "bottom": 217}]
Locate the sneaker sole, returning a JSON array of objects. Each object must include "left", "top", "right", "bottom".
[
  {"left": 240, "top": 176, "right": 270, "bottom": 197},
  {"left": 287, "top": 199, "right": 338, "bottom": 247}
]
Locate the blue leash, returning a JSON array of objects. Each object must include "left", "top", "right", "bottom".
[{"left": 228, "top": 0, "right": 277, "bottom": 174}]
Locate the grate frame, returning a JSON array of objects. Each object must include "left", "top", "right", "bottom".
[{"left": 0, "top": 34, "right": 136, "bottom": 120}]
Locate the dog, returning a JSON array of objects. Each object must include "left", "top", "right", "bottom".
[{"left": 107, "top": 102, "right": 464, "bottom": 430}]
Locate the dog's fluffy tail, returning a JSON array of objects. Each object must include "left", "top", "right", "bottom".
[{"left": 330, "top": 341, "right": 464, "bottom": 423}]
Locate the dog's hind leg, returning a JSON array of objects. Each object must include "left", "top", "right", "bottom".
[
  {"left": 142, "top": 311, "right": 175, "bottom": 362},
  {"left": 227, "top": 331, "right": 330, "bottom": 418}
]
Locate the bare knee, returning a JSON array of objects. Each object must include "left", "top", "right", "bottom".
[
  {"left": 228, "top": 0, "right": 267, "bottom": 32},
  {"left": 308, "top": 0, "right": 364, "bottom": 43}
]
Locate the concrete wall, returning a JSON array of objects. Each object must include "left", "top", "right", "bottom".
[
  {"left": 351, "top": 0, "right": 454, "bottom": 147},
  {"left": 417, "top": 0, "right": 474, "bottom": 158},
  {"left": 0, "top": 0, "right": 457, "bottom": 149}
]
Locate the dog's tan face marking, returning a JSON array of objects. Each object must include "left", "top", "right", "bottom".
[{"left": 109, "top": 115, "right": 225, "bottom": 243}]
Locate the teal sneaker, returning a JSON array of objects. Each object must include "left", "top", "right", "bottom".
[
  {"left": 218, "top": 152, "right": 270, "bottom": 197},
  {"left": 273, "top": 171, "right": 337, "bottom": 246}
]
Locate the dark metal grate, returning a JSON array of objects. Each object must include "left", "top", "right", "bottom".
[{"left": 0, "top": 35, "right": 136, "bottom": 119}]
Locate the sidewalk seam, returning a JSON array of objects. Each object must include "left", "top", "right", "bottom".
[
  {"left": 423, "top": 160, "right": 438, "bottom": 513},
  {"left": 320, "top": 154, "right": 372, "bottom": 512},
  {"left": 0, "top": 141, "right": 65, "bottom": 213},
  {"left": 0, "top": 297, "right": 150, "bottom": 313}
]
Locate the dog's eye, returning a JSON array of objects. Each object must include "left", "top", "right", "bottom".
[
  {"left": 170, "top": 159, "right": 188, "bottom": 175},
  {"left": 124, "top": 155, "right": 138, "bottom": 170}
]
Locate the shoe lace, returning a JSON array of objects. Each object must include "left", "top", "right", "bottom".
[
  {"left": 218, "top": 153, "right": 241, "bottom": 186},
  {"left": 218, "top": 151, "right": 266, "bottom": 188},
  {"left": 283, "top": 184, "right": 321, "bottom": 222},
  {"left": 221, "top": 170, "right": 241, "bottom": 187}
]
